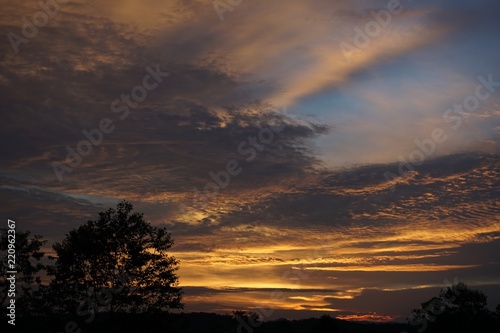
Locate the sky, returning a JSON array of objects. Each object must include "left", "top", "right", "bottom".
[{"left": 1, "top": 0, "right": 499, "bottom": 322}]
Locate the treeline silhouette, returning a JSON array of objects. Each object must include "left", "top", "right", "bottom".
[
  {"left": 9, "top": 305, "right": 500, "bottom": 333},
  {"left": 1, "top": 201, "right": 182, "bottom": 331},
  {"left": 2, "top": 201, "right": 500, "bottom": 332},
  {"left": 11, "top": 312, "right": 408, "bottom": 333}
]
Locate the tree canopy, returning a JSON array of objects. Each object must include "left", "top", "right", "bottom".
[
  {"left": 48, "top": 200, "right": 183, "bottom": 315},
  {"left": 408, "top": 281, "right": 499, "bottom": 333}
]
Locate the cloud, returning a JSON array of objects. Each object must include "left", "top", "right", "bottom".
[{"left": 1, "top": 0, "right": 498, "bottom": 320}]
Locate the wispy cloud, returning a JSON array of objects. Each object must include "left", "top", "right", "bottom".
[{"left": 1, "top": 0, "right": 498, "bottom": 321}]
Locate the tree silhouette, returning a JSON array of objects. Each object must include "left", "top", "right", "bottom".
[
  {"left": 48, "top": 200, "right": 183, "bottom": 317},
  {"left": 313, "top": 314, "right": 338, "bottom": 333},
  {"left": 0, "top": 228, "right": 46, "bottom": 316},
  {"left": 408, "top": 282, "right": 497, "bottom": 333},
  {"left": 232, "top": 310, "right": 261, "bottom": 330}
]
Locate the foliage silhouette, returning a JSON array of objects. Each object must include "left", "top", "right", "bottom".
[
  {"left": 5, "top": 215, "right": 500, "bottom": 333},
  {"left": 47, "top": 200, "right": 183, "bottom": 317},
  {"left": 408, "top": 282, "right": 499, "bottom": 333},
  {"left": 15, "top": 312, "right": 410, "bottom": 333}
]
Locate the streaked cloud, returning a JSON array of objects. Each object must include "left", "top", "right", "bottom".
[{"left": 1, "top": 0, "right": 498, "bottom": 322}]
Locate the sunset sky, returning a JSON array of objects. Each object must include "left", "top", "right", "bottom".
[{"left": 1, "top": 0, "right": 499, "bottom": 322}]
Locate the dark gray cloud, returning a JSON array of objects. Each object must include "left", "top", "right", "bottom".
[
  {"left": 0, "top": 2, "right": 330, "bottom": 206},
  {"left": 209, "top": 153, "right": 499, "bottom": 230}
]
